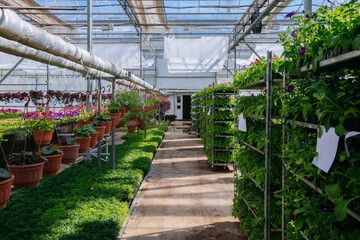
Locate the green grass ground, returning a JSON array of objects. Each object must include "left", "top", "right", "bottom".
[{"left": 0, "top": 122, "right": 168, "bottom": 240}]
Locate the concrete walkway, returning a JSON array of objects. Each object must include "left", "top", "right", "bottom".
[{"left": 121, "top": 121, "right": 246, "bottom": 240}]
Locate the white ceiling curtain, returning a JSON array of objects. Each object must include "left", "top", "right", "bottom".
[
  {"left": 163, "top": 36, "right": 229, "bottom": 73},
  {"left": 247, "top": 43, "right": 284, "bottom": 63},
  {"left": 77, "top": 44, "right": 154, "bottom": 69},
  {"left": 127, "top": 0, "right": 167, "bottom": 34}
]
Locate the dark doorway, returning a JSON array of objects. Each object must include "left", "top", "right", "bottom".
[{"left": 182, "top": 95, "right": 191, "bottom": 120}]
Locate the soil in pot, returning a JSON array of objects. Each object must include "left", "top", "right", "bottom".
[
  {"left": 0, "top": 175, "right": 13, "bottom": 210},
  {"left": 43, "top": 154, "right": 62, "bottom": 177},
  {"left": 94, "top": 126, "right": 106, "bottom": 140},
  {"left": 58, "top": 145, "right": 80, "bottom": 164},
  {"left": 8, "top": 161, "right": 45, "bottom": 190},
  {"left": 90, "top": 132, "right": 99, "bottom": 148},
  {"left": 33, "top": 130, "right": 54, "bottom": 146},
  {"left": 76, "top": 136, "right": 92, "bottom": 154}
]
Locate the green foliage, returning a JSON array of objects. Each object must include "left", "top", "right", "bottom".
[
  {"left": 40, "top": 144, "right": 63, "bottom": 156},
  {"left": 0, "top": 124, "right": 166, "bottom": 240},
  {"left": 73, "top": 125, "right": 92, "bottom": 138},
  {"left": 0, "top": 168, "right": 10, "bottom": 180},
  {"left": 7, "top": 152, "right": 46, "bottom": 165}
]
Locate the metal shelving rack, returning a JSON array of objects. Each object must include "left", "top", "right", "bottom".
[
  {"left": 210, "top": 82, "right": 235, "bottom": 169},
  {"left": 233, "top": 51, "right": 280, "bottom": 239},
  {"left": 190, "top": 96, "right": 201, "bottom": 135},
  {"left": 281, "top": 49, "right": 360, "bottom": 238}
]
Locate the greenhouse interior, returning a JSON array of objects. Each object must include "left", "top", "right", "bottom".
[{"left": 0, "top": 0, "right": 359, "bottom": 239}]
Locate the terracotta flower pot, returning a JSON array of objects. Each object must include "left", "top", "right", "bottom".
[
  {"left": 127, "top": 125, "right": 137, "bottom": 133},
  {"left": 108, "top": 113, "right": 121, "bottom": 125},
  {"left": 76, "top": 136, "right": 92, "bottom": 154},
  {"left": 33, "top": 130, "right": 54, "bottom": 146},
  {"left": 90, "top": 132, "right": 99, "bottom": 148},
  {"left": 8, "top": 161, "right": 45, "bottom": 190},
  {"left": 42, "top": 154, "right": 63, "bottom": 177},
  {"left": 79, "top": 120, "right": 90, "bottom": 128},
  {"left": 120, "top": 108, "right": 127, "bottom": 117},
  {"left": 116, "top": 120, "right": 125, "bottom": 128},
  {"left": 139, "top": 122, "right": 146, "bottom": 130},
  {"left": 94, "top": 126, "right": 106, "bottom": 140},
  {"left": 59, "top": 144, "right": 80, "bottom": 164},
  {"left": 0, "top": 174, "right": 13, "bottom": 210},
  {"left": 110, "top": 116, "right": 118, "bottom": 128},
  {"left": 103, "top": 121, "right": 112, "bottom": 134}
]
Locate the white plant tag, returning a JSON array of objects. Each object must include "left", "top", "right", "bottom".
[
  {"left": 207, "top": 107, "right": 211, "bottom": 116},
  {"left": 238, "top": 113, "right": 247, "bottom": 132},
  {"left": 312, "top": 126, "right": 339, "bottom": 173}
]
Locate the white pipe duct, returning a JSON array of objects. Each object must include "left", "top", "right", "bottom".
[
  {"left": 0, "top": 36, "right": 110, "bottom": 78},
  {"left": 0, "top": 8, "right": 154, "bottom": 90}
]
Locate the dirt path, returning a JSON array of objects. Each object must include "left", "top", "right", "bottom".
[{"left": 120, "top": 121, "right": 246, "bottom": 240}]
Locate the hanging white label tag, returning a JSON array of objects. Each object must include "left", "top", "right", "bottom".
[
  {"left": 312, "top": 126, "right": 339, "bottom": 173},
  {"left": 238, "top": 113, "right": 247, "bottom": 132},
  {"left": 344, "top": 131, "right": 360, "bottom": 157},
  {"left": 207, "top": 107, "right": 211, "bottom": 116}
]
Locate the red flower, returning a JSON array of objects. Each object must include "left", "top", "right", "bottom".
[
  {"left": 249, "top": 152, "right": 255, "bottom": 157},
  {"left": 250, "top": 62, "right": 254, "bottom": 66},
  {"left": 260, "top": 87, "right": 266, "bottom": 92},
  {"left": 251, "top": 94, "right": 254, "bottom": 98},
  {"left": 255, "top": 58, "right": 259, "bottom": 62}
]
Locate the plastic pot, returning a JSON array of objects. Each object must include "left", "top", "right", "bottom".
[
  {"left": 0, "top": 174, "right": 13, "bottom": 210},
  {"left": 103, "top": 121, "right": 112, "bottom": 134},
  {"left": 59, "top": 144, "right": 80, "bottom": 164},
  {"left": 90, "top": 132, "right": 99, "bottom": 148},
  {"left": 33, "top": 130, "right": 54, "bottom": 146},
  {"left": 8, "top": 161, "right": 45, "bottom": 190},
  {"left": 42, "top": 154, "right": 62, "bottom": 177},
  {"left": 76, "top": 136, "right": 92, "bottom": 154},
  {"left": 94, "top": 126, "right": 106, "bottom": 140}
]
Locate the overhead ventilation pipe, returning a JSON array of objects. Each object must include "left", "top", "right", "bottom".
[
  {"left": 0, "top": 8, "right": 154, "bottom": 90},
  {"left": 0, "top": 36, "right": 109, "bottom": 77}
]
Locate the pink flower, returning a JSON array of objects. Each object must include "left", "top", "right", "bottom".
[
  {"left": 251, "top": 94, "right": 254, "bottom": 99},
  {"left": 125, "top": 101, "right": 129, "bottom": 105},
  {"left": 255, "top": 58, "right": 259, "bottom": 62},
  {"left": 250, "top": 62, "right": 254, "bottom": 66},
  {"left": 260, "top": 87, "right": 266, "bottom": 92}
]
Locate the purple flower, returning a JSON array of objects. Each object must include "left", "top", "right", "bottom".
[
  {"left": 324, "top": 5, "right": 328, "bottom": 9},
  {"left": 291, "top": 30, "right": 297, "bottom": 36},
  {"left": 285, "top": 11, "right": 295, "bottom": 18},
  {"left": 299, "top": 47, "right": 306, "bottom": 55},
  {"left": 289, "top": 136, "right": 294, "bottom": 140},
  {"left": 287, "top": 85, "right": 295, "bottom": 93}
]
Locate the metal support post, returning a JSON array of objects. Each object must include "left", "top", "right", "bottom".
[
  {"left": 211, "top": 83, "right": 215, "bottom": 169},
  {"left": 111, "top": 79, "right": 116, "bottom": 170},
  {"left": 137, "top": 126, "right": 140, "bottom": 139},
  {"left": 264, "top": 51, "right": 273, "bottom": 240},
  {"left": 0, "top": 58, "right": 24, "bottom": 84},
  {"left": 140, "top": 28, "right": 143, "bottom": 79},
  {"left": 304, "top": 0, "right": 312, "bottom": 13},
  {"left": 243, "top": 40, "right": 262, "bottom": 59},
  {"left": 97, "top": 78, "right": 101, "bottom": 170},
  {"left": 46, "top": 64, "right": 50, "bottom": 92},
  {"left": 87, "top": 0, "right": 93, "bottom": 112},
  {"left": 144, "top": 128, "right": 147, "bottom": 139}
]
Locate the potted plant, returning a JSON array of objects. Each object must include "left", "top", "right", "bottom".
[
  {"left": 98, "top": 114, "right": 112, "bottom": 134},
  {"left": 107, "top": 101, "right": 122, "bottom": 126},
  {"left": 40, "top": 144, "right": 63, "bottom": 177},
  {"left": 93, "top": 116, "right": 106, "bottom": 140},
  {"left": 58, "top": 137, "right": 80, "bottom": 164},
  {"left": 7, "top": 152, "right": 47, "bottom": 189},
  {"left": 26, "top": 111, "right": 55, "bottom": 145},
  {"left": 126, "top": 119, "right": 139, "bottom": 133},
  {"left": 80, "top": 124, "right": 99, "bottom": 148},
  {"left": 73, "top": 125, "right": 92, "bottom": 154},
  {"left": 119, "top": 91, "right": 143, "bottom": 112},
  {"left": 0, "top": 168, "right": 13, "bottom": 210}
]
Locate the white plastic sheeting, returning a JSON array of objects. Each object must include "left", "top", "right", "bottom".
[
  {"left": 163, "top": 36, "right": 229, "bottom": 73},
  {"left": 76, "top": 44, "right": 154, "bottom": 69}
]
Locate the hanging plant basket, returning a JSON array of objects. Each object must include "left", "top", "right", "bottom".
[
  {"left": 8, "top": 161, "right": 45, "bottom": 190},
  {"left": 90, "top": 132, "right": 99, "bottom": 148},
  {"left": 127, "top": 125, "right": 136, "bottom": 133},
  {"left": 94, "top": 126, "right": 106, "bottom": 140},
  {"left": 110, "top": 116, "right": 118, "bottom": 128},
  {"left": 59, "top": 145, "right": 80, "bottom": 164},
  {"left": 130, "top": 109, "right": 142, "bottom": 113},
  {"left": 120, "top": 107, "right": 127, "bottom": 116},
  {"left": 76, "top": 137, "right": 92, "bottom": 154},
  {"left": 116, "top": 120, "right": 126, "bottom": 128},
  {"left": 42, "top": 154, "right": 62, "bottom": 177},
  {"left": 108, "top": 113, "right": 121, "bottom": 125},
  {"left": 103, "top": 121, "right": 112, "bottom": 135},
  {"left": 139, "top": 120, "right": 146, "bottom": 130},
  {"left": 0, "top": 174, "right": 13, "bottom": 210},
  {"left": 33, "top": 130, "right": 54, "bottom": 145}
]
